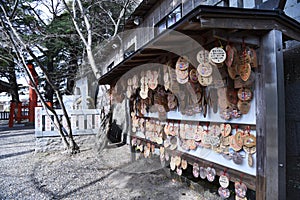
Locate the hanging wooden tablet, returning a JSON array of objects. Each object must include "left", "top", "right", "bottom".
[
  {"left": 198, "top": 75, "right": 213, "bottom": 86},
  {"left": 219, "top": 173, "right": 230, "bottom": 188},
  {"left": 199, "top": 166, "right": 207, "bottom": 179},
  {"left": 139, "top": 75, "right": 149, "bottom": 99},
  {"left": 176, "top": 56, "right": 189, "bottom": 70},
  {"left": 197, "top": 63, "right": 213, "bottom": 77},
  {"left": 192, "top": 163, "right": 199, "bottom": 178},
  {"left": 218, "top": 187, "right": 230, "bottom": 199},
  {"left": 225, "top": 44, "right": 234, "bottom": 68},
  {"left": 237, "top": 100, "right": 251, "bottom": 114},
  {"left": 196, "top": 49, "right": 210, "bottom": 63},
  {"left": 238, "top": 63, "right": 251, "bottom": 82},
  {"left": 234, "top": 73, "right": 255, "bottom": 88},
  {"left": 148, "top": 70, "right": 158, "bottom": 90},
  {"left": 237, "top": 88, "right": 253, "bottom": 101},
  {"left": 206, "top": 167, "right": 216, "bottom": 182},
  {"left": 209, "top": 47, "right": 227, "bottom": 64},
  {"left": 235, "top": 181, "right": 247, "bottom": 198},
  {"left": 243, "top": 146, "right": 256, "bottom": 167},
  {"left": 250, "top": 48, "right": 258, "bottom": 68},
  {"left": 189, "top": 68, "right": 199, "bottom": 83},
  {"left": 220, "top": 124, "right": 231, "bottom": 137}
]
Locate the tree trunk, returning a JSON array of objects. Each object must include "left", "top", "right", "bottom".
[
  {"left": 9, "top": 68, "right": 19, "bottom": 103},
  {"left": 45, "top": 58, "right": 54, "bottom": 105},
  {"left": 1, "top": 2, "right": 80, "bottom": 154}
]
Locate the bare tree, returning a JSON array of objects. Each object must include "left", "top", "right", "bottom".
[
  {"left": 61, "top": 0, "right": 140, "bottom": 150},
  {"left": 0, "top": 1, "right": 80, "bottom": 153},
  {"left": 62, "top": 0, "right": 139, "bottom": 78},
  {"left": 1, "top": 0, "right": 139, "bottom": 153}
]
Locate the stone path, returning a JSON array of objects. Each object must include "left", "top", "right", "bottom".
[{"left": 0, "top": 127, "right": 221, "bottom": 200}]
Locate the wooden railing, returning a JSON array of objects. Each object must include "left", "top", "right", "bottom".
[
  {"left": 0, "top": 111, "right": 10, "bottom": 120},
  {"left": 35, "top": 107, "right": 101, "bottom": 137}
]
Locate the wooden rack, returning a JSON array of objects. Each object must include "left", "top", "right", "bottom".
[{"left": 130, "top": 135, "right": 256, "bottom": 191}]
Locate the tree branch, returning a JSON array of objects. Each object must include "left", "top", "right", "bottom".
[
  {"left": 25, "top": 2, "right": 47, "bottom": 27},
  {"left": 9, "top": 0, "right": 19, "bottom": 19},
  {"left": 0, "top": 4, "right": 76, "bottom": 150},
  {"left": 97, "top": 4, "right": 117, "bottom": 28},
  {"left": 1, "top": 16, "right": 70, "bottom": 148},
  {"left": 113, "top": 0, "right": 130, "bottom": 37},
  {"left": 62, "top": 0, "right": 101, "bottom": 78}
]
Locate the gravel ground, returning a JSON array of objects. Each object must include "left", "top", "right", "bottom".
[{"left": 0, "top": 127, "right": 221, "bottom": 200}]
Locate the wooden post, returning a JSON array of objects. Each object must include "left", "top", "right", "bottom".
[
  {"left": 8, "top": 101, "right": 15, "bottom": 128},
  {"left": 256, "top": 30, "right": 285, "bottom": 200},
  {"left": 16, "top": 102, "right": 22, "bottom": 123}
]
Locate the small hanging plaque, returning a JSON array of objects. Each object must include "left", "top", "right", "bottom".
[{"left": 209, "top": 47, "right": 227, "bottom": 64}]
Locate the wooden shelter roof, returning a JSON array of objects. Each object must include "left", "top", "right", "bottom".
[{"left": 99, "top": 5, "right": 300, "bottom": 85}]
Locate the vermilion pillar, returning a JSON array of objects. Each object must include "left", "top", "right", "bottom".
[
  {"left": 8, "top": 101, "right": 15, "bottom": 128},
  {"left": 16, "top": 102, "right": 22, "bottom": 123},
  {"left": 28, "top": 63, "right": 38, "bottom": 122}
]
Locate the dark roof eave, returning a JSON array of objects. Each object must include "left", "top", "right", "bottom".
[
  {"left": 195, "top": 6, "right": 300, "bottom": 40},
  {"left": 98, "top": 5, "right": 300, "bottom": 85}
]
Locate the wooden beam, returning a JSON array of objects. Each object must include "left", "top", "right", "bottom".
[
  {"left": 151, "top": 40, "right": 192, "bottom": 47},
  {"left": 122, "top": 61, "right": 148, "bottom": 66},
  {"left": 212, "top": 29, "right": 260, "bottom": 46},
  {"left": 140, "top": 49, "right": 168, "bottom": 55},
  {"left": 199, "top": 17, "right": 300, "bottom": 41},
  {"left": 130, "top": 55, "right": 158, "bottom": 61}
]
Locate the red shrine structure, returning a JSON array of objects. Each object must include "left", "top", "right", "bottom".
[{"left": 8, "top": 63, "right": 38, "bottom": 127}]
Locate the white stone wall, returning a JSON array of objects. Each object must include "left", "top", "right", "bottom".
[
  {"left": 285, "top": 0, "right": 300, "bottom": 22},
  {"left": 284, "top": 0, "right": 300, "bottom": 48}
]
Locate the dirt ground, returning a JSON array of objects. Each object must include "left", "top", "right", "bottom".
[{"left": 0, "top": 126, "right": 222, "bottom": 200}]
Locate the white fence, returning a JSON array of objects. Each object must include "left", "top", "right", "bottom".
[{"left": 35, "top": 107, "right": 101, "bottom": 137}]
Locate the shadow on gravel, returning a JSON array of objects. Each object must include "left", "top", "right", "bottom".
[
  {"left": 0, "top": 149, "right": 34, "bottom": 160},
  {"left": 30, "top": 164, "right": 115, "bottom": 199},
  {"left": 27, "top": 143, "right": 209, "bottom": 200},
  {"left": 59, "top": 172, "right": 115, "bottom": 199},
  {"left": 29, "top": 157, "right": 192, "bottom": 199},
  {"left": 0, "top": 132, "right": 34, "bottom": 138}
]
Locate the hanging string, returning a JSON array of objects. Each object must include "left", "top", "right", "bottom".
[
  {"left": 223, "top": 168, "right": 228, "bottom": 175},
  {"left": 214, "top": 39, "right": 219, "bottom": 47},
  {"left": 218, "top": 39, "right": 223, "bottom": 49},
  {"left": 206, "top": 122, "right": 210, "bottom": 133},
  {"left": 240, "top": 173, "right": 244, "bottom": 183},
  {"left": 242, "top": 38, "right": 246, "bottom": 65},
  {"left": 227, "top": 36, "right": 231, "bottom": 46},
  {"left": 247, "top": 126, "right": 251, "bottom": 135}
]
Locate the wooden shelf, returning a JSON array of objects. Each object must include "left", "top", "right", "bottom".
[{"left": 131, "top": 135, "right": 256, "bottom": 191}]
